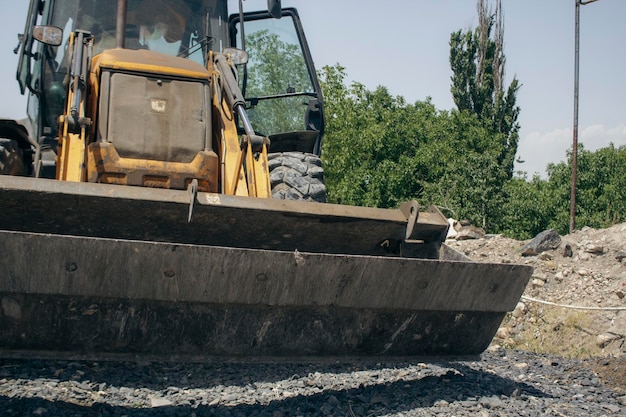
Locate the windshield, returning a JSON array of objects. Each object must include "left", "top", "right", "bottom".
[{"left": 49, "top": 0, "right": 228, "bottom": 64}]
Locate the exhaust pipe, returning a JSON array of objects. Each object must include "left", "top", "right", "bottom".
[{"left": 115, "top": 0, "right": 127, "bottom": 48}]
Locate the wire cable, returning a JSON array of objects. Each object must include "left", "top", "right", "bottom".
[{"left": 521, "top": 295, "right": 626, "bottom": 311}]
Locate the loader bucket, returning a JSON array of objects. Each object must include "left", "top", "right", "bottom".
[{"left": 0, "top": 177, "right": 532, "bottom": 358}]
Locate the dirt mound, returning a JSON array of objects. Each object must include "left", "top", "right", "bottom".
[{"left": 447, "top": 223, "right": 626, "bottom": 359}]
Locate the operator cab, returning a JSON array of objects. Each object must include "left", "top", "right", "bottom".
[
  {"left": 16, "top": 0, "right": 324, "bottom": 178},
  {"left": 17, "top": 0, "right": 228, "bottom": 177}
]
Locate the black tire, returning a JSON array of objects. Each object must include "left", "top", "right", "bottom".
[
  {"left": 0, "top": 138, "right": 27, "bottom": 176},
  {"left": 268, "top": 152, "right": 326, "bottom": 203}
]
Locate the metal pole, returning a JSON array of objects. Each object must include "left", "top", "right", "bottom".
[
  {"left": 115, "top": 0, "right": 128, "bottom": 49},
  {"left": 570, "top": 0, "right": 600, "bottom": 233},
  {"left": 570, "top": 0, "right": 580, "bottom": 233}
]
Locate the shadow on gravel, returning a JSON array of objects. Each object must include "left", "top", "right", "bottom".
[
  {"left": 0, "top": 359, "right": 360, "bottom": 390},
  {"left": 0, "top": 362, "right": 551, "bottom": 416}
]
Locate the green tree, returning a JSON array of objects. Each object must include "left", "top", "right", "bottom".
[
  {"left": 419, "top": 109, "right": 509, "bottom": 229},
  {"left": 319, "top": 65, "right": 450, "bottom": 208},
  {"left": 449, "top": 0, "right": 521, "bottom": 178},
  {"left": 545, "top": 144, "right": 626, "bottom": 234},
  {"left": 320, "top": 64, "right": 509, "bottom": 233},
  {"left": 242, "top": 29, "right": 313, "bottom": 135},
  {"left": 497, "top": 176, "right": 553, "bottom": 239}
]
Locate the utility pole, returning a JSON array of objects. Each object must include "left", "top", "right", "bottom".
[{"left": 571, "top": 0, "right": 599, "bottom": 233}]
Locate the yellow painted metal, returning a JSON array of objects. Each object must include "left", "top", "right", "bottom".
[
  {"left": 56, "top": 32, "right": 87, "bottom": 182},
  {"left": 215, "top": 95, "right": 248, "bottom": 197},
  {"left": 208, "top": 51, "right": 251, "bottom": 197},
  {"left": 257, "top": 144, "right": 272, "bottom": 198},
  {"left": 206, "top": 51, "right": 273, "bottom": 198},
  {"left": 86, "top": 142, "right": 219, "bottom": 191},
  {"left": 245, "top": 142, "right": 271, "bottom": 198},
  {"left": 57, "top": 42, "right": 272, "bottom": 198},
  {"left": 56, "top": 128, "right": 87, "bottom": 182},
  {"left": 245, "top": 141, "right": 257, "bottom": 197}
]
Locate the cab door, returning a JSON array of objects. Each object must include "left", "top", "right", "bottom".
[{"left": 229, "top": 8, "right": 325, "bottom": 155}]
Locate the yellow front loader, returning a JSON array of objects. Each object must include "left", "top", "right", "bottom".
[{"left": 0, "top": 0, "right": 531, "bottom": 359}]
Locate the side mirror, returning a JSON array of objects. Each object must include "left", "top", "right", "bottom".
[
  {"left": 32, "top": 25, "right": 63, "bottom": 46},
  {"left": 223, "top": 47, "right": 249, "bottom": 65},
  {"left": 268, "top": 0, "right": 281, "bottom": 19}
]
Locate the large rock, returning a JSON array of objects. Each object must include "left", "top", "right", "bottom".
[
  {"left": 521, "top": 229, "right": 561, "bottom": 256},
  {"left": 447, "top": 219, "right": 486, "bottom": 240},
  {"left": 455, "top": 226, "right": 486, "bottom": 240}
]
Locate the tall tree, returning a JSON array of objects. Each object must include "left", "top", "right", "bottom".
[
  {"left": 319, "top": 64, "right": 505, "bottom": 232},
  {"left": 449, "top": 0, "right": 521, "bottom": 178},
  {"left": 545, "top": 144, "right": 626, "bottom": 233},
  {"left": 319, "top": 65, "right": 452, "bottom": 208}
]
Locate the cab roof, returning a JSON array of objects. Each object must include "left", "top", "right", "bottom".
[{"left": 92, "top": 48, "right": 210, "bottom": 80}]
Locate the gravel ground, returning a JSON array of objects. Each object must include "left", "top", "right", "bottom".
[{"left": 1, "top": 349, "right": 624, "bottom": 416}]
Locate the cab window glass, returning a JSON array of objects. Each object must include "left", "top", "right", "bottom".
[{"left": 236, "top": 16, "right": 314, "bottom": 135}]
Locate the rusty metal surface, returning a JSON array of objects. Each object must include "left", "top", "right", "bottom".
[
  {"left": 0, "top": 176, "right": 532, "bottom": 357},
  {"left": 0, "top": 230, "right": 532, "bottom": 357},
  {"left": 0, "top": 176, "right": 447, "bottom": 255},
  {"left": 0, "top": 231, "right": 530, "bottom": 311},
  {"left": 0, "top": 293, "right": 505, "bottom": 357}
]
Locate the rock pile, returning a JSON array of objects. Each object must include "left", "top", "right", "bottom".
[{"left": 447, "top": 223, "right": 626, "bottom": 358}]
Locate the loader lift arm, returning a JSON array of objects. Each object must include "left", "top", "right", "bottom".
[
  {"left": 211, "top": 50, "right": 271, "bottom": 197},
  {"left": 56, "top": 30, "right": 93, "bottom": 182}
]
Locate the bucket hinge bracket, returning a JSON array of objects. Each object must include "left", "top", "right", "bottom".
[{"left": 187, "top": 179, "right": 198, "bottom": 223}]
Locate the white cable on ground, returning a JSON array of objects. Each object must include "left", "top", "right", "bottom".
[{"left": 521, "top": 295, "right": 626, "bottom": 311}]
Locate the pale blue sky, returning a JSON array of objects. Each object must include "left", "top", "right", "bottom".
[{"left": 1, "top": 1, "right": 624, "bottom": 177}]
